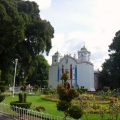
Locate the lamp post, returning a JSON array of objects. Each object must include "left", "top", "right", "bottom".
[{"left": 13, "top": 58, "right": 18, "bottom": 97}]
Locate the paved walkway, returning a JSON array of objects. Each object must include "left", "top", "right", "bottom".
[{"left": 0, "top": 114, "right": 13, "bottom": 120}]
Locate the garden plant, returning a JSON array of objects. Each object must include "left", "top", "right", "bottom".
[
  {"left": 57, "top": 70, "right": 83, "bottom": 120},
  {"left": 10, "top": 92, "right": 32, "bottom": 114},
  {"left": 0, "top": 80, "right": 7, "bottom": 102}
]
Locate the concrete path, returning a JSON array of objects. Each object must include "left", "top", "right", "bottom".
[{"left": 0, "top": 114, "right": 13, "bottom": 120}]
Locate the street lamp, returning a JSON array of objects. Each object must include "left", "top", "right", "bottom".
[{"left": 13, "top": 58, "right": 18, "bottom": 97}]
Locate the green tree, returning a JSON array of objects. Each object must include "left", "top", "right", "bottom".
[
  {"left": 0, "top": 0, "right": 54, "bottom": 85},
  {"left": 57, "top": 71, "right": 83, "bottom": 120},
  {"left": 26, "top": 54, "right": 49, "bottom": 87},
  {"left": 99, "top": 30, "right": 120, "bottom": 89}
]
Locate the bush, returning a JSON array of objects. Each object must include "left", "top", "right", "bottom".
[
  {"left": 103, "top": 86, "right": 110, "bottom": 92},
  {"left": 18, "top": 93, "right": 27, "bottom": 103},
  {"left": 19, "top": 93, "right": 24, "bottom": 103},
  {"left": 57, "top": 101, "right": 71, "bottom": 111},
  {"left": 68, "top": 105, "right": 83, "bottom": 119},
  {"left": 34, "top": 85, "right": 39, "bottom": 90},
  {"left": 10, "top": 101, "right": 32, "bottom": 109},
  {"left": 0, "top": 81, "right": 5, "bottom": 85},
  {"left": 33, "top": 106, "right": 46, "bottom": 112},
  {"left": 10, "top": 92, "right": 32, "bottom": 113},
  {"left": 0, "top": 80, "right": 6, "bottom": 101},
  {"left": 0, "top": 95, "right": 5, "bottom": 102},
  {"left": 42, "top": 88, "right": 49, "bottom": 95},
  {"left": 20, "top": 85, "right": 26, "bottom": 91},
  {"left": 0, "top": 86, "right": 7, "bottom": 92}
]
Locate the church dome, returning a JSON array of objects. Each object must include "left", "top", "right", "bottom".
[
  {"left": 81, "top": 45, "right": 87, "bottom": 51},
  {"left": 54, "top": 51, "right": 60, "bottom": 55}
]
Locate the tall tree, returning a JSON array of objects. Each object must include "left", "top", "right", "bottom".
[
  {"left": 99, "top": 30, "right": 120, "bottom": 89},
  {"left": 26, "top": 54, "right": 49, "bottom": 87},
  {"left": 0, "top": 0, "right": 54, "bottom": 84}
]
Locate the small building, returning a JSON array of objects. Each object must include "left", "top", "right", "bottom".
[
  {"left": 49, "top": 46, "right": 95, "bottom": 91},
  {"left": 94, "top": 69, "right": 100, "bottom": 90}
]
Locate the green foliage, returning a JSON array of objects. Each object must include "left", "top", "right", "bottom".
[
  {"left": 10, "top": 92, "right": 32, "bottom": 111},
  {"left": 57, "top": 101, "right": 70, "bottom": 111},
  {"left": 103, "top": 86, "right": 110, "bottom": 92},
  {"left": 0, "top": 80, "right": 6, "bottom": 102},
  {"left": 41, "top": 95, "right": 59, "bottom": 102},
  {"left": 18, "top": 93, "right": 27, "bottom": 103},
  {"left": 0, "top": 94, "right": 5, "bottom": 102},
  {"left": 76, "top": 85, "right": 87, "bottom": 94},
  {"left": 99, "top": 30, "right": 120, "bottom": 88},
  {"left": 0, "top": 0, "right": 54, "bottom": 86},
  {"left": 33, "top": 106, "right": 45, "bottom": 112},
  {"left": 0, "top": 86, "right": 7, "bottom": 92},
  {"left": 48, "top": 87, "right": 57, "bottom": 94},
  {"left": 0, "top": 80, "right": 7, "bottom": 92},
  {"left": 27, "top": 55, "right": 50, "bottom": 86},
  {"left": 33, "top": 85, "right": 39, "bottom": 93},
  {"left": 57, "top": 71, "right": 80, "bottom": 119},
  {"left": 57, "top": 84, "right": 67, "bottom": 101},
  {"left": 60, "top": 71, "right": 69, "bottom": 84},
  {"left": 20, "top": 85, "right": 26, "bottom": 91},
  {"left": 42, "top": 88, "right": 49, "bottom": 95},
  {"left": 68, "top": 105, "right": 83, "bottom": 119},
  {"left": 0, "top": 81, "right": 5, "bottom": 85},
  {"left": 10, "top": 101, "right": 32, "bottom": 109},
  {"left": 67, "top": 88, "right": 79, "bottom": 101}
]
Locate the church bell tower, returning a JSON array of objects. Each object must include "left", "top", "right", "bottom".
[{"left": 78, "top": 45, "right": 91, "bottom": 62}]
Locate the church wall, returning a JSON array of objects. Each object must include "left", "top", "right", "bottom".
[
  {"left": 89, "top": 64, "right": 95, "bottom": 91},
  {"left": 49, "top": 66, "right": 58, "bottom": 88},
  {"left": 59, "top": 57, "right": 76, "bottom": 86},
  {"left": 77, "top": 63, "right": 95, "bottom": 91}
]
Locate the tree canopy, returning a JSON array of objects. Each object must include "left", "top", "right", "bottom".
[
  {"left": 0, "top": 0, "right": 54, "bottom": 85},
  {"left": 99, "top": 30, "right": 120, "bottom": 89}
]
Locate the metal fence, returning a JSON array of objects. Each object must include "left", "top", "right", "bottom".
[{"left": 0, "top": 103, "right": 74, "bottom": 120}]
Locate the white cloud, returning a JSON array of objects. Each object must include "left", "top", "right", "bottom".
[
  {"left": 45, "top": 33, "right": 65, "bottom": 65},
  {"left": 29, "top": 0, "right": 51, "bottom": 9},
  {"left": 35, "top": 0, "right": 120, "bottom": 71}
]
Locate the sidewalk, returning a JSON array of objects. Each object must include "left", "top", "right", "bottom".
[{"left": 0, "top": 114, "right": 13, "bottom": 120}]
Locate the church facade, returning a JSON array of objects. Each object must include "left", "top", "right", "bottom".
[{"left": 48, "top": 46, "right": 95, "bottom": 91}]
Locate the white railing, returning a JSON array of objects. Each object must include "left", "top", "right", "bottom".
[{"left": 0, "top": 103, "right": 74, "bottom": 120}]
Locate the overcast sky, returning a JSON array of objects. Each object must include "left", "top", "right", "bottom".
[{"left": 29, "top": 0, "right": 120, "bottom": 70}]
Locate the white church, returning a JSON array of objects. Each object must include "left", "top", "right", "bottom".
[{"left": 49, "top": 46, "right": 98, "bottom": 91}]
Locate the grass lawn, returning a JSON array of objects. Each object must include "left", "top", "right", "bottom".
[
  {"left": 2, "top": 95, "right": 64, "bottom": 116},
  {"left": 1, "top": 95, "right": 118, "bottom": 120}
]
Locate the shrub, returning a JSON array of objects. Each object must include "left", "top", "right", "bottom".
[
  {"left": 103, "top": 86, "right": 110, "bottom": 92},
  {"left": 76, "top": 85, "right": 87, "bottom": 94},
  {"left": 57, "top": 101, "right": 71, "bottom": 111},
  {"left": 10, "top": 92, "right": 32, "bottom": 111},
  {"left": 10, "top": 101, "right": 32, "bottom": 109},
  {"left": 33, "top": 85, "right": 39, "bottom": 93},
  {"left": 34, "top": 85, "right": 39, "bottom": 90},
  {"left": 0, "top": 86, "right": 7, "bottom": 92},
  {"left": 42, "top": 88, "right": 49, "bottom": 95},
  {"left": 19, "top": 93, "right": 24, "bottom": 103},
  {"left": 0, "top": 95, "right": 5, "bottom": 102},
  {"left": 0, "top": 81, "right": 5, "bottom": 85},
  {"left": 68, "top": 105, "right": 83, "bottom": 119},
  {"left": 20, "top": 85, "right": 26, "bottom": 91},
  {"left": 57, "top": 71, "right": 80, "bottom": 120},
  {"left": 33, "top": 106, "right": 46, "bottom": 112},
  {"left": 0, "top": 80, "right": 6, "bottom": 102}
]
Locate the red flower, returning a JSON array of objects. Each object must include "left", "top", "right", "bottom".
[{"left": 110, "top": 100, "right": 114, "bottom": 104}]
